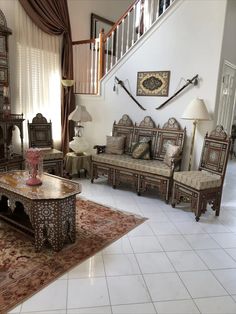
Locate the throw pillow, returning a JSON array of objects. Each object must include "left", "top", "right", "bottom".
[
  {"left": 105, "top": 136, "right": 126, "bottom": 155},
  {"left": 132, "top": 141, "right": 151, "bottom": 160},
  {"left": 163, "top": 143, "right": 181, "bottom": 166}
]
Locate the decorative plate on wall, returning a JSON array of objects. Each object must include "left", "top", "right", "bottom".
[{"left": 136, "top": 71, "right": 170, "bottom": 96}]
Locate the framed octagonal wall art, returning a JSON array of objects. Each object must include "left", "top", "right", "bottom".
[{"left": 136, "top": 71, "right": 170, "bottom": 96}]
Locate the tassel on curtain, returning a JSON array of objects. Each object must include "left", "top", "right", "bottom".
[{"left": 19, "top": 0, "right": 74, "bottom": 155}]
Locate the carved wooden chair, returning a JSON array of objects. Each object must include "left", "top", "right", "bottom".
[
  {"left": 171, "top": 125, "right": 231, "bottom": 221},
  {"left": 28, "top": 113, "right": 63, "bottom": 176}
]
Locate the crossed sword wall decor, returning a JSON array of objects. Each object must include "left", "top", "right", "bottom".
[
  {"left": 114, "top": 76, "right": 146, "bottom": 111},
  {"left": 114, "top": 74, "right": 199, "bottom": 111}
]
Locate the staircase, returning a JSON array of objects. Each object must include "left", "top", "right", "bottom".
[{"left": 72, "top": 0, "right": 175, "bottom": 95}]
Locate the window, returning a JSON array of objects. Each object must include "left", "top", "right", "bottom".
[{"left": 15, "top": 2, "right": 61, "bottom": 148}]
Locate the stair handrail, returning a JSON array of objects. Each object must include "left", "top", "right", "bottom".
[
  {"left": 104, "top": 0, "right": 139, "bottom": 40},
  {"left": 72, "top": 0, "right": 175, "bottom": 94},
  {"left": 72, "top": 38, "right": 95, "bottom": 45}
]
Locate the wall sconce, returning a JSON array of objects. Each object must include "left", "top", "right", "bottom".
[
  {"left": 61, "top": 79, "right": 74, "bottom": 94},
  {"left": 61, "top": 79, "right": 74, "bottom": 87}
]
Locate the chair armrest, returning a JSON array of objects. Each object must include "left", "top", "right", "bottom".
[
  {"left": 93, "top": 145, "right": 106, "bottom": 154},
  {"left": 170, "top": 155, "right": 182, "bottom": 170}
]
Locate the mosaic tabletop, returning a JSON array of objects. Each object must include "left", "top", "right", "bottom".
[{"left": 0, "top": 170, "right": 81, "bottom": 200}]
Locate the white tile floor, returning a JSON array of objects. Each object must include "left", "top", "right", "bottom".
[{"left": 9, "top": 161, "right": 236, "bottom": 314}]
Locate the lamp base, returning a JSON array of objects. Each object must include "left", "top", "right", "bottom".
[{"left": 69, "top": 136, "right": 89, "bottom": 154}]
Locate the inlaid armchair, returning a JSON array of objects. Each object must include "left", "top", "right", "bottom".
[
  {"left": 171, "top": 125, "right": 231, "bottom": 221},
  {"left": 28, "top": 113, "right": 63, "bottom": 177}
]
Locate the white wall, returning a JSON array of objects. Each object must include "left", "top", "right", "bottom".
[
  {"left": 68, "top": 0, "right": 132, "bottom": 41},
  {"left": 76, "top": 0, "right": 227, "bottom": 170}
]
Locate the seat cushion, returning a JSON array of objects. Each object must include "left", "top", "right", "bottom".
[
  {"left": 40, "top": 148, "right": 63, "bottom": 160},
  {"left": 92, "top": 153, "right": 172, "bottom": 177},
  {"left": 174, "top": 170, "right": 222, "bottom": 190},
  {"left": 163, "top": 144, "right": 181, "bottom": 167},
  {"left": 105, "top": 136, "right": 126, "bottom": 155},
  {"left": 132, "top": 141, "right": 151, "bottom": 160}
]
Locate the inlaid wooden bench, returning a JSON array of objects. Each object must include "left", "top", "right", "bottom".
[{"left": 91, "top": 114, "right": 186, "bottom": 202}]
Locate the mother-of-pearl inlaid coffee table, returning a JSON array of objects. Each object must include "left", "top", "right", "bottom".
[{"left": 0, "top": 170, "right": 81, "bottom": 251}]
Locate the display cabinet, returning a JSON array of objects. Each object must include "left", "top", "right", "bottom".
[
  {"left": 0, "top": 10, "right": 24, "bottom": 172},
  {"left": 0, "top": 9, "right": 12, "bottom": 115}
]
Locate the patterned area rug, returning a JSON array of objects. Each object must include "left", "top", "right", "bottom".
[{"left": 0, "top": 198, "right": 146, "bottom": 313}]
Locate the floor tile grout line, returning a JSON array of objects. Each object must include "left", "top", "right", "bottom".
[
  {"left": 162, "top": 250, "right": 230, "bottom": 310},
  {"left": 209, "top": 236, "right": 236, "bottom": 262},
  {"left": 154, "top": 233, "right": 192, "bottom": 252},
  {"left": 191, "top": 245, "right": 236, "bottom": 271},
  {"left": 187, "top": 242, "right": 236, "bottom": 295},
  {"left": 101, "top": 249, "right": 114, "bottom": 314},
  {"left": 159, "top": 248, "right": 197, "bottom": 304},
  {"left": 65, "top": 274, "right": 69, "bottom": 314},
  {"left": 208, "top": 266, "right": 236, "bottom": 297},
  {"left": 103, "top": 233, "right": 158, "bottom": 312},
  {"left": 18, "top": 302, "right": 23, "bottom": 314},
  {"left": 191, "top": 297, "right": 206, "bottom": 314},
  {"left": 208, "top": 232, "right": 236, "bottom": 251},
  {"left": 193, "top": 248, "right": 236, "bottom": 269},
  {"left": 182, "top": 233, "right": 221, "bottom": 250},
  {"left": 131, "top": 248, "right": 158, "bottom": 314}
]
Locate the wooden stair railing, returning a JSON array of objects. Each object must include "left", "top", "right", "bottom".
[
  {"left": 73, "top": 0, "right": 175, "bottom": 95},
  {"left": 72, "top": 38, "right": 99, "bottom": 94}
]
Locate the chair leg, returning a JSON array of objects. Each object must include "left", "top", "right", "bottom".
[
  {"left": 193, "top": 195, "right": 201, "bottom": 222},
  {"left": 215, "top": 194, "right": 222, "bottom": 216},
  {"left": 90, "top": 168, "right": 94, "bottom": 183},
  {"left": 171, "top": 182, "right": 177, "bottom": 208},
  {"left": 201, "top": 200, "right": 207, "bottom": 213},
  {"left": 210, "top": 190, "right": 222, "bottom": 217},
  {"left": 195, "top": 203, "right": 201, "bottom": 221}
]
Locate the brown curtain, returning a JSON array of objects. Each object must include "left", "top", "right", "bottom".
[{"left": 19, "top": 0, "right": 74, "bottom": 155}]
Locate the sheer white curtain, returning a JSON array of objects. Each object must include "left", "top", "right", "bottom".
[{"left": 15, "top": 1, "right": 61, "bottom": 148}]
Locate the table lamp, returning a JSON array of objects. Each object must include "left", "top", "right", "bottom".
[
  {"left": 182, "top": 98, "right": 209, "bottom": 171},
  {"left": 68, "top": 104, "right": 92, "bottom": 154}
]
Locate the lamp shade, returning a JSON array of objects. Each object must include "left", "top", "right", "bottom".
[
  {"left": 68, "top": 105, "right": 92, "bottom": 122},
  {"left": 182, "top": 98, "right": 209, "bottom": 121}
]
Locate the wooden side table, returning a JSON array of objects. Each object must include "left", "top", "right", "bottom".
[{"left": 65, "top": 152, "right": 92, "bottom": 177}]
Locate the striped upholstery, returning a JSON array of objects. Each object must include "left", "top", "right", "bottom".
[
  {"left": 92, "top": 153, "right": 172, "bottom": 177},
  {"left": 174, "top": 170, "right": 222, "bottom": 190}
]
